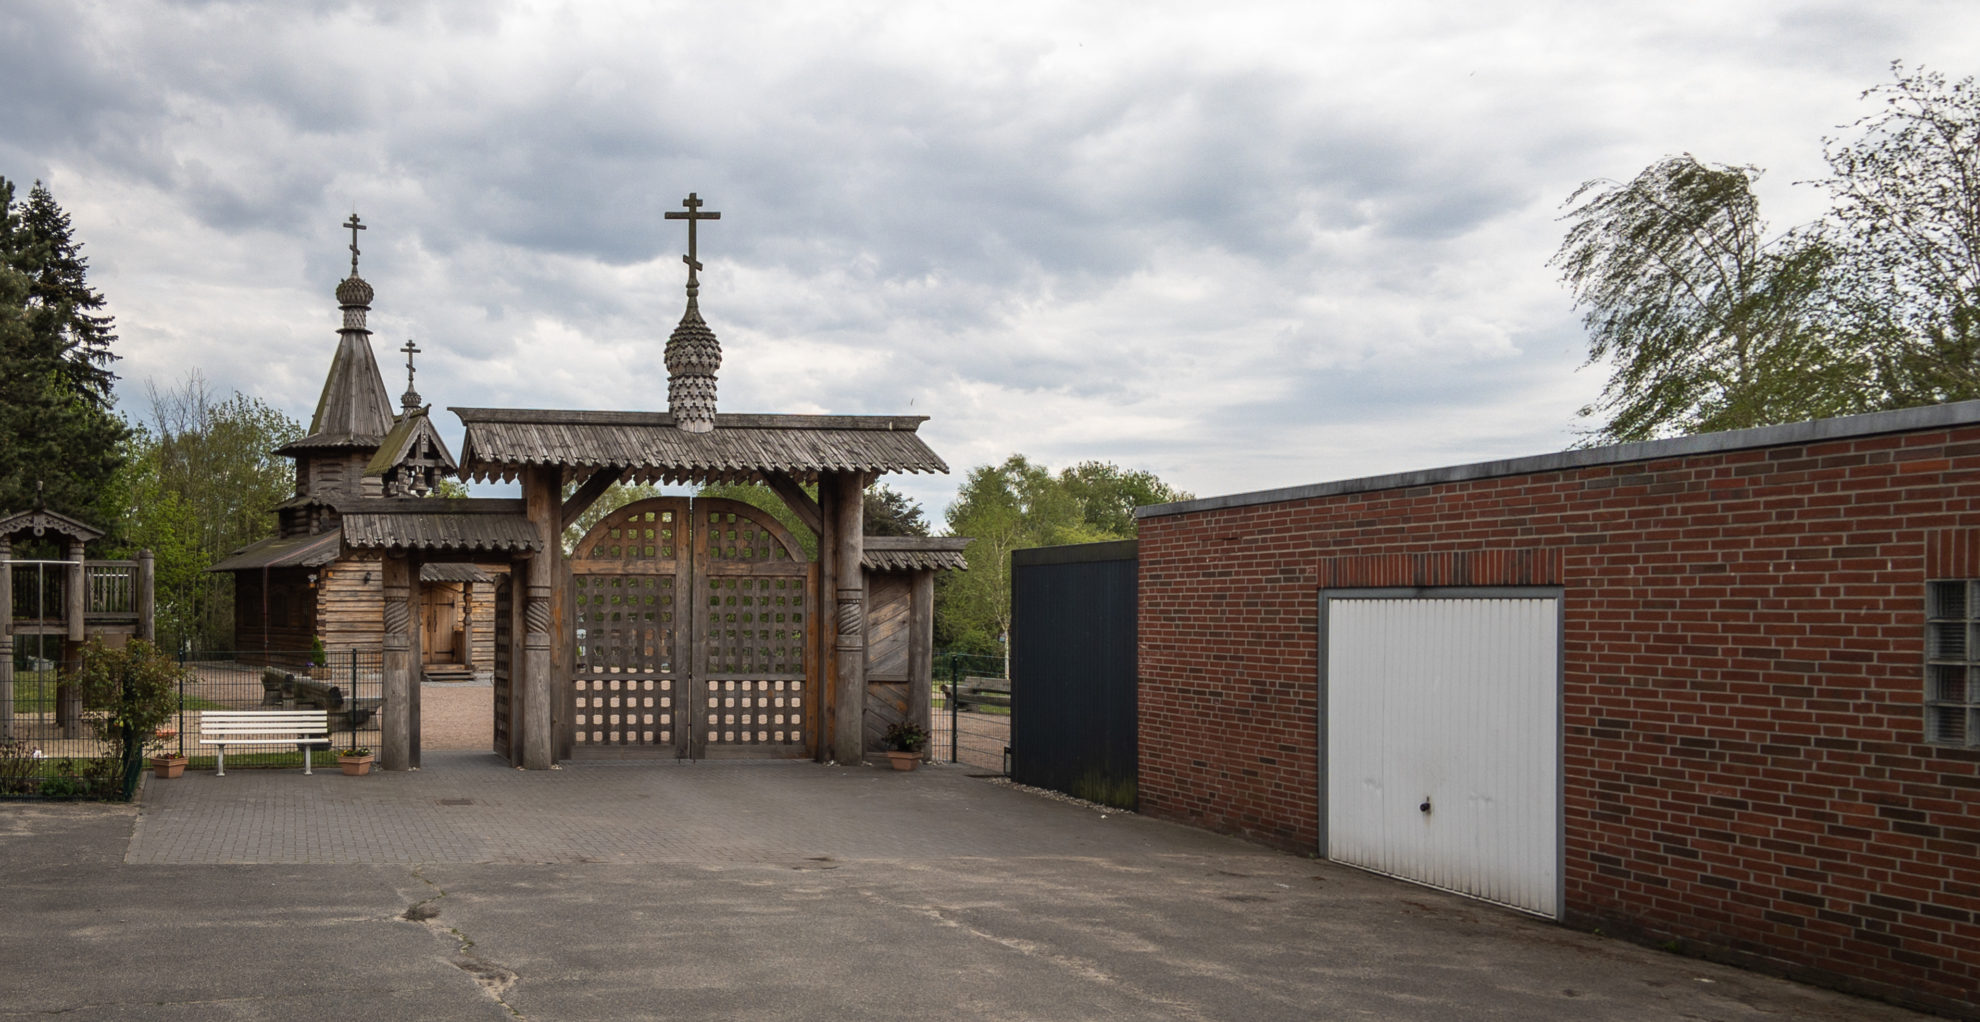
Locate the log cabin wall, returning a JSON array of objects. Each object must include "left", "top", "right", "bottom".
[
  {"left": 468, "top": 577, "right": 497, "bottom": 681},
  {"left": 317, "top": 553, "right": 384, "bottom": 653}
]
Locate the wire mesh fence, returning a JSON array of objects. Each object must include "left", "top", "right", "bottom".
[
  {"left": 162, "top": 649, "right": 385, "bottom": 768},
  {"left": 931, "top": 650, "right": 1009, "bottom": 774}
]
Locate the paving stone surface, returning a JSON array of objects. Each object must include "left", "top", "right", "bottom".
[{"left": 128, "top": 751, "right": 1198, "bottom": 865}]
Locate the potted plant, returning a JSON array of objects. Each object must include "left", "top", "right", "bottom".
[
  {"left": 151, "top": 751, "right": 188, "bottom": 779},
  {"left": 338, "top": 746, "right": 375, "bottom": 776},
  {"left": 881, "top": 721, "right": 928, "bottom": 771}
]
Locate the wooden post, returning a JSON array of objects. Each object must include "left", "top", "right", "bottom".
[
  {"left": 59, "top": 539, "right": 86, "bottom": 738},
  {"left": 381, "top": 553, "right": 413, "bottom": 770},
  {"left": 830, "top": 471, "right": 867, "bottom": 765},
  {"left": 66, "top": 539, "right": 85, "bottom": 643},
  {"left": 909, "top": 568, "right": 935, "bottom": 760},
  {"left": 408, "top": 556, "right": 423, "bottom": 769},
  {"left": 522, "top": 465, "right": 558, "bottom": 769},
  {"left": 137, "top": 550, "right": 155, "bottom": 644},
  {"left": 0, "top": 536, "right": 12, "bottom": 741}
]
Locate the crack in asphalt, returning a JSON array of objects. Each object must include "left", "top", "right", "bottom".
[{"left": 407, "top": 866, "right": 525, "bottom": 1019}]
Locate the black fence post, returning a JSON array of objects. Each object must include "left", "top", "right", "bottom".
[
  {"left": 948, "top": 651, "right": 960, "bottom": 764},
  {"left": 176, "top": 648, "right": 187, "bottom": 759}
]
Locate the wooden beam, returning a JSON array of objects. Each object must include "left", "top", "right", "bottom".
[
  {"left": 560, "top": 468, "right": 622, "bottom": 533},
  {"left": 764, "top": 470, "right": 824, "bottom": 536},
  {"left": 908, "top": 569, "right": 934, "bottom": 762}
]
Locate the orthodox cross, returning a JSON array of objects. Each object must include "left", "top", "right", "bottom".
[
  {"left": 664, "top": 193, "right": 720, "bottom": 290},
  {"left": 400, "top": 338, "right": 422, "bottom": 409},
  {"left": 344, "top": 213, "right": 366, "bottom": 275}
]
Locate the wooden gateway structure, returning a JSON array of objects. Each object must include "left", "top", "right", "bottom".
[
  {"left": 0, "top": 503, "right": 156, "bottom": 740},
  {"left": 236, "top": 197, "right": 963, "bottom": 771}
]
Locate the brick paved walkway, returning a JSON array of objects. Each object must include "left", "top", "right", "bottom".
[{"left": 127, "top": 751, "right": 1189, "bottom": 865}]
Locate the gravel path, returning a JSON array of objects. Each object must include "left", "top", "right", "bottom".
[{"left": 421, "top": 682, "right": 493, "bottom": 750}]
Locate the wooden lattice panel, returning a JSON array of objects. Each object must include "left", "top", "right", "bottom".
[
  {"left": 574, "top": 676, "right": 674, "bottom": 747},
  {"left": 574, "top": 574, "right": 677, "bottom": 673},
  {"left": 701, "top": 506, "right": 802, "bottom": 563},
  {"left": 702, "top": 575, "right": 806, "bottom": 677},
  {"left": 575, "top": 504, "right": 683, "bottom": 563},
  {"left": 703, "top": 678, "right": 804, "bottom": 745}
]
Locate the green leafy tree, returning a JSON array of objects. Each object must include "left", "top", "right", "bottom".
[
  {"left": 940, "top": 456, "right": 1107, "bottom": 655},
  {"left": 1556, "top": 65, "right": 1980, "bottom": 443},
  {"left": 119, "top": 373, "right": 301, "bottom": 650},
  {"left": 562, "top": 481, "right": 662, "bottom": 553},
  {"left": 1818, "top": 63, "right": 1980, "bottom": 404},
  {"left": 1551, "top": 156, "right": 1865, "bottom": 443},
  {"left": 0, "top": 177, "right": 126, "bottom": 525},
  {"left": 1058, "top": 460, "right": 1191, "bottom": 535}
]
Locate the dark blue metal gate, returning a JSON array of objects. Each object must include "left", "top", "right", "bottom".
[{"left": 1009, "top": 540, "right": 1137, "bottom": 808}]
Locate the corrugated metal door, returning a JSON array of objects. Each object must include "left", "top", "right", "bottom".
[{"left": 1324, "top": 595, "right": 1560, "bottom": 917}]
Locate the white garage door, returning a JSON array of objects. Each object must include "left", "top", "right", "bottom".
[{"left": 1324, "top": 595, "right": 1560, "bottom": 917}]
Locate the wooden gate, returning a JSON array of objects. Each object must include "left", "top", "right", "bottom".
[{"left": 568, "top": 497, "right": 813, "bottom": 759}]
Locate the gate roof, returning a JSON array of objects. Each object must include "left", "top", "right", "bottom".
[{"left": 452, "top": 408, "right": 948, "bottom": 485}]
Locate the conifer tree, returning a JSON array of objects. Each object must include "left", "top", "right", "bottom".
[{"left": 0, "top": 176, "right": 126, "bottom": 523}]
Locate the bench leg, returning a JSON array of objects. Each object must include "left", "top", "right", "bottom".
[
  {"left": 215, "top": 745, "right": 225, "bottom": 777},
  {"left": 303, "top": 745, "right": 312, "bottom": 776}
]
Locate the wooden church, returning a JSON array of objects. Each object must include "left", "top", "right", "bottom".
[
  {"left": 213, "top": 218, "right": 496, "bottom": 681},
  {"left": 219, "top": 200, "right": 965, "bottom": 770}
]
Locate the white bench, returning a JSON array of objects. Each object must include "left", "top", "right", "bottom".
[{"left": 198, "top": 710, "right": 332, "bottom": 776}]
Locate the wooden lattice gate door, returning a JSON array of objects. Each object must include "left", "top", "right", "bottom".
[{"left": 568, "top": 497, "right": 813, "bottom": 759}]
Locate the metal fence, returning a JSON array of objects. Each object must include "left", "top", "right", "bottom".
[
  {"left": 162, "top": 649, "right": 385, "bottom": 766},
  {"left": 932, "top": 650, "right": 1010, "bottom": 774},
  {"left": 1, "top": 652, "right": 143, "bottom": 801}
]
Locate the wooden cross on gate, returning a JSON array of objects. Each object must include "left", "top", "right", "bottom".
[
  {"left": 664, "top": 193, "right": 720, "bottom": 289},
  {"left": 344, "top": 213, "right": 366, "bottom": 275}
]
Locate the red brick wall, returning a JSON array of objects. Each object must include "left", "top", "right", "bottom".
[{"left": 1138, "top": 425, "right": 1980, "bottom": 1015}]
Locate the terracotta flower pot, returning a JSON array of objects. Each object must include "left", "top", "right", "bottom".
[
  {"left": 152, "top": 755, "right": 187, "bottom": 779},
  {"left": 339, "top": 754, "right": 374, "bottom": 776},
  {"left": 885, "top": 750, "right": 922, "bottom": 771}
]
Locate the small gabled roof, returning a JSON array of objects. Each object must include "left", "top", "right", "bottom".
[
  {"left": 861, "top": 536, "right": 970, "bottom": 572},
  {"left": 0, "top": 507, "right": 105, "bottom": 545},
  {"left": 338, "top": 498, "right": 540, "bottom": 554},
  {"left": 365, "top": 406, "right": 459, "bottom": 478},
  {"left": 452, "top": 408, "right": 949, "bottom": 486}
]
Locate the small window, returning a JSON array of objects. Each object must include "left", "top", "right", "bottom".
[{"left": 1925, "top": 581, "right": 1980, "bottom": 746}]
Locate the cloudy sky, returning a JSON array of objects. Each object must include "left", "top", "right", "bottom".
[{"left": 4, "top": 1, "right": 1977, "bottom": 521}]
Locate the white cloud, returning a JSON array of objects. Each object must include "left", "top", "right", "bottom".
[{"left": 5, "top": 0, "right": 1978, "bottom": 522}]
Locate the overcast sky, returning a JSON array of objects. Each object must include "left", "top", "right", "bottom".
[{"left": 4, "top": 0, "right": 1977, "bottom": 521}]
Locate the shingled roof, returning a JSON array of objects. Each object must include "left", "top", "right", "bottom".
[
  {"left": 860, "top": 536, "right": 969, "bottom": 572},
  {"left": 452, "top": 409, "right": 949, "bottom": 485},
  {"left": 337, "top": 498, "right": 541, "bottom": 554}
]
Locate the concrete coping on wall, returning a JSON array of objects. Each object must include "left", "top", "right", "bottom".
[{"left": 1136, "top": 399, "right": 1980, "bottom": 520}]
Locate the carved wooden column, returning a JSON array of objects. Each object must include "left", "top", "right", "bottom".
[
  {"left": 381, "top": 553, "right": 413, "bottom": 770},
  {"left": 137, "top": 549, "right": 155, "bottom": 643},
  {"left": 829, "top": 471, "right": 867, "bottom": 765},
  {"left": 522, "top": 465, "right": 558, "bottom": 769},
  {"left": 0, "top": 536, "right": 12, "bottom": 740}
]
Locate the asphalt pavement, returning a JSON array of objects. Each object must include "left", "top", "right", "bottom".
[{"left": 0, "top": 752, "right": 1940, "bottom": 1020}]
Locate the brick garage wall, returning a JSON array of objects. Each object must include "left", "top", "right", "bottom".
[{"left": 1137, "top": 417, "right": 1980, "bottom": 1015}]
